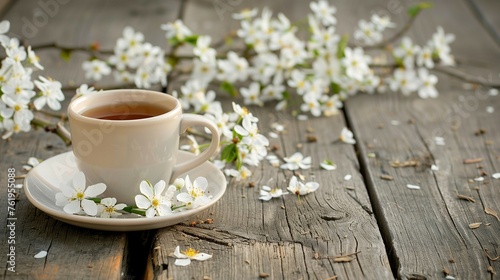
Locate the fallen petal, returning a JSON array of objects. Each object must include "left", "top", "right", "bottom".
[
  {"left": 406, "top": 184, "right": 421, "bottom": 190},
  {"left": 34, "top": 250, "right": 47, "bottom": 259},
  {"left": 174, "top": 258, "right": 191, "bottom": 266}
]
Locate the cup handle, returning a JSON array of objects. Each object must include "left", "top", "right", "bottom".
[{"left": 171, "top": 114, "right": 220, "bottom": 181}]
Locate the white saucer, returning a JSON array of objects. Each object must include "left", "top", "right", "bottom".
[{"left": 24, "top": 151, "right": 227, "bottom": 231}]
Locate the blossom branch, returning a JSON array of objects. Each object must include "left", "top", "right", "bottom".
[
  {"left": 432, "top": 66, "right": 500, "bottom": 88},
  {"left": 362, "top": 15, "right": 417, "bottom": 50},
  {"left": 30, "top": 117, "right": 71, "bottom": 145},
  {"left": 29, "top": 42, "right": 114, "bottom": 55}
]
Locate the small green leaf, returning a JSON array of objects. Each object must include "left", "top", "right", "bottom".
[
  {"left": 323, "top": 159, "right": 334, "bottom": 165},
  {"left": 407, "top": 2, "right": 432, "bottom": 17},
  {"left": 282, "top": 90, "right": 291, "bottom": 100},
  {"left": 337, "top": 34, "right": 349, "bottom": 59},
  {"left": 168, "top": 37, "right": 180, "bottom": 46},
  {"left": 221, "top": 144, "right": 238, "bottom": 163},
  {"left": 330, "top": 82, "right": 341, "bottom": 94},
  {"left": 184, "top": 35, "right": 199, "bottom": 45},
  {"left": 220, "top": 81, "right": 238, "bottom": 97},
  {"left": 60, "top": 49, "right": 72, "bottom": 62}
]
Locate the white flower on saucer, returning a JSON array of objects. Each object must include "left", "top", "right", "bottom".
[
  {"left": 173, "top": 246, "right": 212, "bottom": 266},
  {"left": 97, "top": 198, "right": 127, "bottom": 218},
  {"left": 280, "top": 152, "right": 311, "bottom": 170},
  {"left": 259, "top": 185, "right": 288, "bottom": 201},
  {"left": 287, "top": 176, "right": 319, "bottom": 196},
  {"left": 340, "top": 127, "right": 356, "bottom": 144},
  {"left": 135, "top": 180, "right": 175, "bottom": 218},
  {"left": 176, "top": 175, "right": 211, "bottom": 209},
  {"left": 55, "top": 171, "right": 106, "bottom": 216},
  {"left": 171, "top": 178, "right": 185, "bottom": 191}
]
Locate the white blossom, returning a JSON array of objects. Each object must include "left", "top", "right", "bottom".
[
  {"left": 280, "top": 152, "right": 311, "bottom": 170},
  {"left": 173, "top": 246, "right": 212, "bottom": 266},
  {"left": 55, "top": 171, "right": 106, "bottom": 216},
  {"left": 417, "top": 68, "right": 438, "bottom": 98},
  {"left": 82, "top": 60, "right": 111, "bottom": 81}
]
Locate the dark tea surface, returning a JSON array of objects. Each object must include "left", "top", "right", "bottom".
[{"left": 82, "top": 103, "right": 168, "bottom": 120}]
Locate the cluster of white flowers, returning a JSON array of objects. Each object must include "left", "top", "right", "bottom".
[
  {"left": 221, "top": 102, "right": 269, "bottom": 179},
  {"left": 83, "top": 26, "right": 171, "bottom": 88},
  {"left": 76, "top": 0, "right": 462, "bottom": 124},
  {"left": 55, "top": 172, "right": 212, "bottom": 218},
  {"left": 354, "top": 14, "right": 396, "bottom": 45},
  {"left": 389, "top": 27, "right": 455, "bottom": 98},
  {"left": 0, "top": 20, "right": 64, "bottom": 139},
  {"left": 133, "top": 175, "right": 213, "bottom": 218}
]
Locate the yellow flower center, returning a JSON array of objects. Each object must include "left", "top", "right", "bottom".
[
  {"left": 76, "top": 192, "right": 85, "bottom": 200},
  {"left": 242, "top": 107, "right": 249, "bottom": 115},
  {"left": 151, "top": 198, "right": 160, "bottom": 207},
  {"left": 14, "top": 105, "right": 21, "bottom": 111},
  {"left": 189, "top": 188, "right": 204, "bottom": 198},
  {"left": 105, "top": 207, "right": 115, "bottom": 213},
  {"left": 182, "top": 248, "right": 199, "bottom": 258}
]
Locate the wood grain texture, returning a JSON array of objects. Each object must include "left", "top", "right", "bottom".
[
  {"left": 4, "top": 0, "right": 183, "bottom": 89},
  {"left": 464, "top": 0, "right": 500, "bottom": 45},
  {"left": 0, "top": 126, "right": 128, "bottom": 279},
  {"left": 0, "top": 0, "right": 182, "bottom": 279},
  {"left": 150, "top": 101, "right": 392, "bottom": 279},
  {"left": 345, "top": 0, "right": 500, "bottom": 278}
]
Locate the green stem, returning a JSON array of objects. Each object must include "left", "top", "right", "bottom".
[
  {"left": 30, "top": 117, "right": 71, "bottom": 146},
  {"left": 122, "top": 206, "right": 146, "bottom": 216}
]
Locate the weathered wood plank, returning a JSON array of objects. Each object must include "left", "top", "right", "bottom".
[
  {"left": 4, "top": 0, "right": 183, "bottom": 88},
  {"left": 346, "top": 0, "right": 500, "bottom": 278},
  {"left": 0, "top": 127, "right": 128, "bottom": 279},
  {"left": 0, "top": 0, "right": 183, "bottom": 278},
  {"left": 464, "top": 0, "right": 500, "bottom": 45},
  {"left": 150, "top": 98, "right": 392, "bottom": 279}
]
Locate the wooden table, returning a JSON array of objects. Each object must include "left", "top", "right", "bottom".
[{"left": 1, "top": 0, "right": 499, "bottom": 279}]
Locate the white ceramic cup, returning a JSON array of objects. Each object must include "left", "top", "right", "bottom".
[{"left": 67, "top": 89, "right": 220, "bottom": 205}]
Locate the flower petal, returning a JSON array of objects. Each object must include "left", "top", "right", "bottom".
[
  {"left": 55, "top": 192, "right": 69, "bottom": 206},
  {"left": 100, "top": 197, "right": 116, "bottom": 207},
  {"left": 34, "top": 250, "right": 47, "bottom": 259},
  {"left": 60, "top": 185, "right": 75, "bottom": 198},
  {"left": 176, "top": 192, "right": 193, "bottom": 203},
  {"left": 139, "top": 181, "right": 153, "bottom": 198},
  {"left": 194, "top": 196, "right": 211, "bottom": 208},
  {"left": 154, "top": 180, "right": 166, "bottom": 195},
  {"left": 157, "top": 202, "right": 172, "bottom": 215},
  {"left": 72, "top": 171, "right": 86, "bottom": 192},
  {"left": 85, "top": 183, "right": 106, "bottom": 197},
  {"left": 63, "top": 200, "right": 81, "bottom": 214},
  {"left": 174, "top": 246, "right": 185, "bottom": 258},
  {"left": 115, "top": 203, "right": 127, "bottom": 210},
  {"left": 193, "top": 253, "right": 212, "bottom": 261},
  {"left": 193, "top": 177, "right": 208, "bottom": 190},
  {"left": 81, "top": 199, "right": 98, "bottom": 216},
  {"left": 145, "top": 207, "right": 156, "bottom": 218},
  {"left": 135, "top": 195, "right": 152, "bottom": 209},
  {"left": 174, "top": 258, "right": 191, "bottom": 266}
]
